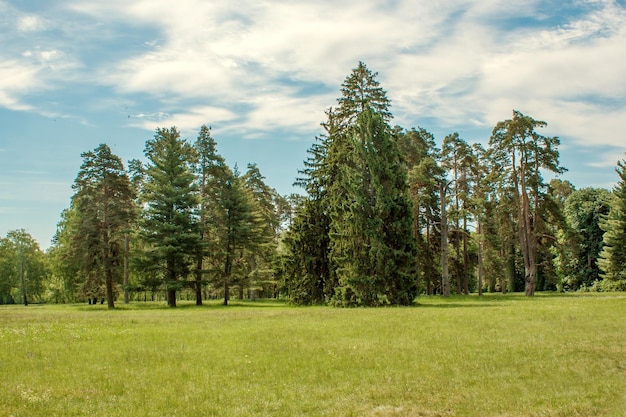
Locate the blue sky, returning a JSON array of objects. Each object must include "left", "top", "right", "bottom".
[{"left": 1, "top": 0, "right": 626, "bottom": 249}]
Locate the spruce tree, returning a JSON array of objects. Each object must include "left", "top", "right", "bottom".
[
  {"left": 598, "top": 155, "right": 626, "bottom": 290},
  {"left": 289, "top": 62, "right": 415, "bottom": 306},
  {"left": 140, "top": 127, "right": 200, "bottom": 307}
]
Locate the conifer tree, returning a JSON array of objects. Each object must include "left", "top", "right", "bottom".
[
  {"left": 140, "top": 127, "right": 200, "bottom": 307},
  {"left": 598, "top": 155, "right": 626, "bottom": 290},
  {"left": 71, "top": 144, "right": 136, "bottom": 308},
  {"left": 489, "top": 111, "right": 565, "bottom": 296},
  {"left": 215, "top": 166, "right": 266, "bottom": 305},
  {"left": 398, "top": 127, "right": 443, "bottom": 295},
  {"left": 289, "top": 62, "right": 415, "bottom": 305},
  {"left": 194, "top": 125, "right": 228, "bottom": 305}
]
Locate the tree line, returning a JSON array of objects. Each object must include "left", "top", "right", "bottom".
[{"left": 1, "top": 62, "right": 625, "bottom": 307}]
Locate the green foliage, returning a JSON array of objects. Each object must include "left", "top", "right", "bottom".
[
  {"left": 398, "top": 127, "right": 443, "bottom": 295},
  {"left": 556, "top": 187, "right": 612, "bottom": 290},
  {"left": 489, "top": 110, "right": 566, "bottom": 296},
  {"left": 139, "top": 127, "right": 201, "bottom": 307},
  {"left": 288, "top": 62, "right": 416, "bottom": 306},
  {"left": 70, "top": 144, "right": 136, "bottom": 308},
  {"left": 598, "top": 155, "right": 626, "bottom": 290},
  {"left": 0, "top": 229, "right": 48, "bottom": 304},
  {"left": 329, "top": 107, "right": 416, "bottom": 306}
]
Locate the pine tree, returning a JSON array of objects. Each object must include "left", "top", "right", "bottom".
[
  {"left": 398, "top": 127, "right": 443, "bottom": 295},
  {"left": 71, "top": 144, "right": 136, "bottom": 308},
  {"left": 489, "top": 111, "right": 565, "bottom": 296},
  {"left": 140, "top": 127, "right": 200, "bottom": 307},
  {"left": 598, "top": 155, "right": 626, "bottom": 290},
  {"left": 194, "top": 125, "right": 228, "bottom": 305},
  {"left": 215, "top": 166, "right": 266, "bottom": 305}
]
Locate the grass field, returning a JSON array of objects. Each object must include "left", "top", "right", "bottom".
[{"left": 0, "top": 293, "right": 624, "bottom": 417}]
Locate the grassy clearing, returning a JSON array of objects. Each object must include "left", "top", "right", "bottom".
[{"left": 0, "top": 293, "right": 624, "bottom": 416}]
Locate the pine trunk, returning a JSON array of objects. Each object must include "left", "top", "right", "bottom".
[{"left": 440, "top": 183, "right": 450, "bottom": 297}]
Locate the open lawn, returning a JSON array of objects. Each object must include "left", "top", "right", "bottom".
[{"left": 0, "top": 293, "right": 624, "bottom": 416}]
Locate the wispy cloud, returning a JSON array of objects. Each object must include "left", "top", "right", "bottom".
[{"left": 1, "top": 0, "right": 625, "bottom": 156}]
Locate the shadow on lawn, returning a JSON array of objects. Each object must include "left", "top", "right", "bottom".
[{"left": 73, "top": 299, "right": 291, "bottom": 311}]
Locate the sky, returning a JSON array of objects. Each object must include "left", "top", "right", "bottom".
[{"left": 1, "top": 0, "right": 626, "bottom": 250}]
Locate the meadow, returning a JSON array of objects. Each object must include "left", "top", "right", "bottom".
[{"left": 0, "top": 293, "right": 624, "bottom": 417}]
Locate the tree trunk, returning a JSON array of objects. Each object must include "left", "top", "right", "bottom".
[
  {"left": 223, "top": 250, "right": 232, "bottom": 306},
  {"left": 103, "top": 233, "right": 115, "bottom": 309},
  {"left": 195, "top": 252, "right": 203, "bottom": 306},
  {"left": 167, "top": 289, "right": 177, "bottom": 307},
  {"left": 440, "top": 183, "right": 450, "bottom": 298},
  {"left": 462, "top": 216, "right": 469, "bottom": 295},
  {"left": 20, "top": 255, "right": 28, "bottom": 306},
  {"left": 123, "top": 234, "right": 129, "bottom": 304},
  {"left": 477, "top": 222, "right": 484, "bottom": 296}
]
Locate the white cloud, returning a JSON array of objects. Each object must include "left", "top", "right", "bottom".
[
  {"left": 130, "top": 105, "right": 238, "bottom": 136},
  {"left": 3, "top": 0, "right": 625, "bottom": 153},
  {"left": 17, "top": 14, "right": 49, "bottom": 32}
]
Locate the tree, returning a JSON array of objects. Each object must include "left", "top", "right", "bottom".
[
  {"left": 243, "top": 163, "right": 285, "bottom": 299},
  {"left": 398, "top": 127, "right": 443, "bottom": 295},
  {"left": 71, "top": 144, "right": 136, "bottom": 308},
  {"left": 336, "top": 61, "right": 391, "bottom": 128},
  {"left": 194, "top": 125, "right": 229, "bottom": 305},
  {"left": 489, "top": 111, "right": 566, "bottom": 296},
  {"left": 553, "top": 185, "right": 612, "bottom": 290},
  {"left": 0, "top": 230, "right": 48, "bottom": 305},
  {"left": 215, "top": 166, "right": 266, "bottom": 305},
  {"left": 441, "top": 133, "right": 475, "bottom": 294},
  {"left": 288, "top": 62, "right": 416, "bottom": 305},
  {"left": 598, "top": 155, "right": 626, "bottom": 290},
  {"left": 140, "top": 127, "right": 200, "bottom": 307},
  {"left": 329, "top": 106, "right": 416, "bottom": 305}
]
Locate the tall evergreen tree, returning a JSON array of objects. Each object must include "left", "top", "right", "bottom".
[
  {"left": 398, "top": 127, "right": 443, "bottom": 295},
  {"left": 215, "top": 166, "right": 266, "bottom": 305},
  {"left": 71, "top": 144, "right": 136, "bottom": 308},
  {"left": 243, "top": 163, "right": 284, "bottom": 299},
  {"left": 489, "top": 111, "right": 565, "bottom": 296},
  {"left": 194, "top": 125, "right": 229, "bottom": 305},
  {"left": 140, "top": 127, "right": 200, "bottom": 307},
  {"left": 329, "top": 106, "right": 416, "bottom": 306},
  {"left": 598, "top": 155, "right": 626, "bottom": 290},
  {"left": 441, "top": 133, "right": 475, "bottom": 294},
  {"left": 288, "top": 62, "right": 415, "bottom": 305}
]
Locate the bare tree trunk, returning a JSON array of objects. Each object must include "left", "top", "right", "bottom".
[
  {"left": 223, "top": 250, "right": 232, "bottom": 306},
  {"left": 123, "top": 234, "right": 129, "bottom": 304},
  {"left": 19, "top": 254, "right": 28, "bottom": 306},
  {"left": 440, "top": 183, "right": 450, "bottom": 298},
  {"left": 195, "top": 250, "right": 203, "bottom": 306},
  {"left": 167, "top": 289, "right": 177, "bottom": 307},
  {"left": 477, "top": 221, "right": 484, "bottom": 296}
]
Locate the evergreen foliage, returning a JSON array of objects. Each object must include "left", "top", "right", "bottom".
[
  {"left": 71, "top": 144, "right": 136, "bottom": 308},
  {"left": 489, "top": 110, "right": 566, "bottom": 296},
  {"left": 20, "top": 62, "right": 626, "bottom": 306},
  {"left": 140, "top": 127, "right": 200, "bottom": 307},
  {"left": 598, "top": 156, "right": 626, "bottom": 290},
  {"left": 288, "top": 62, "right": 416, "bottom": 306}
]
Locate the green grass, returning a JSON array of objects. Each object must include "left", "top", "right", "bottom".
[{"left": 1, "top": 293, "right": 625, "bottom": 416}]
